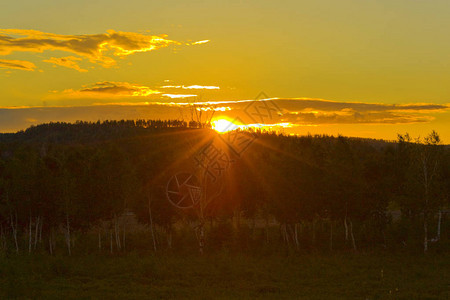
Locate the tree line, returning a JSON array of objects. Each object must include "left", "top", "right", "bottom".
[{"left": 0, "top": 120, "right": 448, "bottom": 255}]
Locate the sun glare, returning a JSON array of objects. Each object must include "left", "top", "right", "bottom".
[
  {"left": 212, "top": 119, "right": 294, "bottom": 134},
  {"left": 211, "top": 119, "right": 238, "bottom": 133}
]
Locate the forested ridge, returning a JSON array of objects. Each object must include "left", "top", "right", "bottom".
[{"left": 0, "top": 120, "right": 448, "bottom": 255}]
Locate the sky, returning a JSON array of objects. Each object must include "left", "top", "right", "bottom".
[{"left": 0, "top": 0, "right": 449, "bottom": 142}]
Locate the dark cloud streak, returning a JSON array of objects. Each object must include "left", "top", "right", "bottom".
[
  {"left": 0, "top": 58, "right": 36, "bottom": 71},
  {"left": 0, "top": 98, "right": 447, "bottom": 133}
]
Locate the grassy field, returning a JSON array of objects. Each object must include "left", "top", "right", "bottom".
[{"left": 0, "top": 252, "right": 449, "bottom": 299}]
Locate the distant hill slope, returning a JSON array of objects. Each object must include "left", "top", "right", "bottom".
[
  {"left": 0, "top": 120, "right": 192, "bottom": 144},
  {"left": 0, "top": 120, "right": 404, "bottom": 147}
]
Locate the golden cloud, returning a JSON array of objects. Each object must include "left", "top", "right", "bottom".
[
  {"left": 281, "top": 109, "right": 436, "bottom": 125},
  {"left": 269, "top": 99, "right": 450, "bottom": 125},
  {"left": 43, "top": 56, "right": 87, "bottom": 72},
  {"left": 43, "top": 83, "right": 449, "bottom": 126},
  {"left": 0, "top": 58, "right": 36, "bottom": 71},
  {"left": 190, "top": 40, "right": 210, "bottom": 45},
  {"left": 149, "top": 97, "right": 448, "bottom": 125},
  {"left": 196, "top": 106, "right": 231, "bottom": 112},
  {"left": 60, "top": 82, "right": 161, "bottom": 98},
  {"left": 47, "top": 81, "right": 224, "bottom": 102},
  {"left": 0, "top": 29, "right": 182, "bottom": 68},
  {"left": 0, "top": 99, "right": 449, "bottom": 135},
  {"left": 160, "top": 85, "right": 220, "bottom": 90},
  {"left": 162, "top": 94, "right": 197, "bottom": 99}
]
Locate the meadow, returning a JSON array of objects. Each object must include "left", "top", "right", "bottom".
[{"left": 1, "top": 252, "right": 449, "bottom": 299}]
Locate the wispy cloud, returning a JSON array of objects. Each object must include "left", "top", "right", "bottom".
[
  {"left": 0, "top": 98, "right": 448, "bottom": 134},
  {"left": 190, "top": 40, "right": 210, "bottom": 45},
  {"left": 136, "top": 97, "right": 448, "bottom": 125},
  {"left": 43, "top": 56, "right": 87, "bottom": 72},
  {"left": 0, "top": 29, "right": 184, "bottom": 68},
  {"left": 59, "top": 81, "right": 161, "bottom": 98},
  {"left": 0, "top": 58, "right": 36, "bottom": 71},
  {"left": 160, "top": 85, "right": 220, "bottom": 90},
  {"left": 162, "top": 94, "right": 197, "bottom": 99},
  {"left": 49, "top": 81, "right": 223, "bottom": 101},
  {"left": 273, "top": 98, "right": 449, "bottom": 125},
  {"left": 40, "top": 84, "right": 450, "bottom": 126}
]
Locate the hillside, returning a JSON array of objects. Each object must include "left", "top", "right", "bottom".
[{"left": 0, "top": 120, "right": 448, "bottom": 256}]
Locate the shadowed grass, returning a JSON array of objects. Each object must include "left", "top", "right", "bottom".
[{"left": 0, "top": 252, "right": 449, "bottom": 299}]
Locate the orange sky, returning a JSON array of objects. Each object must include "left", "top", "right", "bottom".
[{"left": 0, "top": 1, "right": 449, "bottom": 142}]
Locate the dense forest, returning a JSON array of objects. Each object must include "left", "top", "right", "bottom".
[{"left": 0, "top": 120, "right": 448, "bottom": 256}]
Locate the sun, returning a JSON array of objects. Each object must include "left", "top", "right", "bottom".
[{"left": 211, "top": 118, "right": 239, "bottom": 133}]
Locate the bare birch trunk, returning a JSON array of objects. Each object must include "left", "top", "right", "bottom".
[
  {"left": 155, "top": 225, "right": 161, "bottom": 248},
  {"left": 436, "top": 210, "right": 442, "bottom": 241},
  {"left": 11, "top": 213, "right": 19, "bottom": 253},
  {"left": 122, "top": 221, "right": 126, "bottom": 250},
  {"left": 312, "top": 219, "right": 316, "bottom": 249},
  {"left": 237, "top": 210, "right": 241, "bottom": 228},
  {"left": 65, "top": 213, "right": 71, "bottom": 256},
  {"left": 349, "top": 219, "right": 357, "bottom": 251},
  {"left": 39, "top": 218, "right": 43, "bottom": 244},
  {"left": 283, "top": 224, "right": 290, "bottom": 246},
  {"left": 330, "top": 220, "right": 333, "bottom": 252},
  {"left": 48, "top": 229, "right": 55, "bottom": 256},
  {"left": 48, "top": 228, "right": 55, "bottom": 255},
  {"left": 0, "top": 224, "right": 4, "bottom": 251},
  {"left": 287, "top": 224, "right": 292, "bottom": 246},
  {"left": 252, "top": 216, "right": 256, "bottom": 239},
  {"left": 198, "top": 224, "right": 205, "bottom": 255},
  {"left": 49, "top": 235, "right": 53, "bottom": 255},
  {"left": 148, "top": 194, "right": 157, "bottom": 252},
  {"left": 382, "top": 230, "right": 387, "bottom": 248},
  {"left": 294, "top": 223, "right": 299, "bottom": 250},
  {"left": 98, "top": 229, "right": 102, "bottom": 251},
  {"left": 34, "top": 216, "right": 40, "bottom": 250},
  {"left": 114, "top": 216, "right": 121, "bottom": 251},
  {"left": 423, "top": 216, "right": 428, "bottom": 253},
  {"left": 166, "top": 226, "right": 173, "bottom": 249},
  {"left": 344, "top": 217, "right": 349, "bottom": 242},
  {"left": 29, "top": 215, "right": 32, "bottom": 254},
  {"left": 52, "top": 229, "right": 56, "bottom": 252},
  {"left": 110, "top": 230, "right": 113, "bottom": 254}
]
